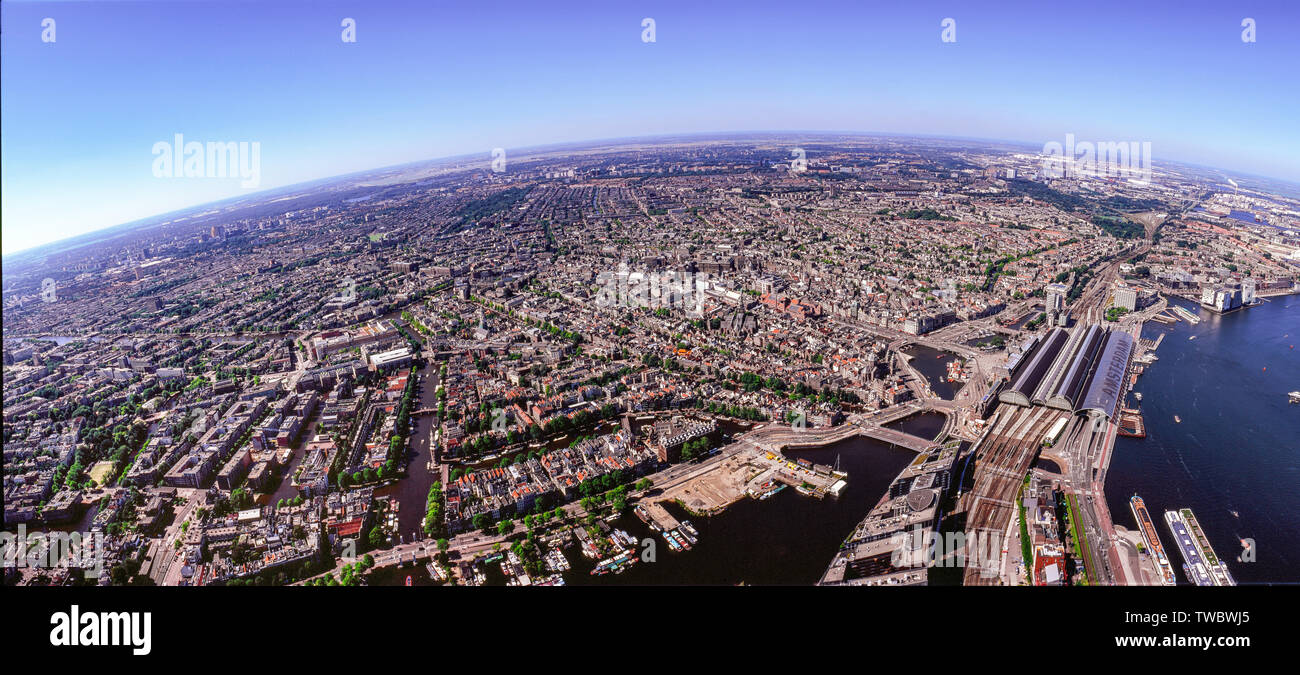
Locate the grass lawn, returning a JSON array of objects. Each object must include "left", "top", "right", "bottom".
[{"left": 88, "top": 460, "right": 116, "bottom": 486}]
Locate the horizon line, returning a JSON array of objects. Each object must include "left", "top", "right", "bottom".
[{"left": 5, "top": 128, "right": 1296, "bottom": 260}]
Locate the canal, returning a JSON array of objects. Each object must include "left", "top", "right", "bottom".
[{"left": 375, "top": 361, "right": 442, "bottom": 539}]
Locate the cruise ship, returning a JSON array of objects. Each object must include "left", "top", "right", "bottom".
[
  {"left": 1129, "top": 495, "right": 1176, "bottom": 586},
  {"left": 1165, "top": 508, "right": 1236, "bottom": 586}
]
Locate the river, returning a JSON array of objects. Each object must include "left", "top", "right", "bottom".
[{"left": 1103, "top": 294, "right": 1300, "bottom": 584}]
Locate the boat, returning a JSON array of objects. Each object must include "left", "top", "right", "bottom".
[
  {"left": 680, "top": 520, "right": 699, "bottom": 537},
  {"left": 1289, "top": 391, "right": 1300, "bottom": 404},
  {"left": 405, "top": 575, "right": 412, "bottom": 586},
  {"left": 1188, "top": 335, "right": 1197, "bottom": 340},
  {"left": 1165, "top": 508, "right": 1236, "bottom": 586},
  {"left": 1130, "top": 495, "right": 1176, "bottom": 586},
  {"left": 1174, "top": 415, "right": 1181, "bottom": 423},
  {"left": 1133, "top": 392, "right": 1142, "bottom": 401}
]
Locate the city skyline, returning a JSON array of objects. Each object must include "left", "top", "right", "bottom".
[{"left": 4, "top": 0, "right": 1299, "bottom": 254}]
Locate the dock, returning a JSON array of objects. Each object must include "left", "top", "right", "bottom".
[{"left": 643, "top": 502, "right": 680, "bottom": 532}]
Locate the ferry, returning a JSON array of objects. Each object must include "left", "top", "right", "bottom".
[{"left": 1129, "top": 496, "right": 1176, "bottom": 586}]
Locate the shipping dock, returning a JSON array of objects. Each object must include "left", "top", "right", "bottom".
[
  {"left": 1129, "top": 496, "right": 1176, "bottom": 585},
  {"left": 1165, "top": 508, "right": 1236, "bottom": 586}
]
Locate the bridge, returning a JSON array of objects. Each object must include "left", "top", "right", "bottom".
[
  {"left": 856, "top": 425, "right": 937, "bottom": 453},
  {"left": 745, "top": 416, "right": 939, "bottom": 455}
]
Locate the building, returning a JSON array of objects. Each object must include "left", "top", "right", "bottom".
[
  {"left": 999, "top": 323, "right": 1134, "bottom": 421},
  {"left": 1045, "top": 282, "right": 1069, "bottom": 312},
  {"left": 369, "top": 346, "right": 414, "bottom": 370},
  {"left": 1113, "top": 286, "right": 1137, "bottom": 312}
]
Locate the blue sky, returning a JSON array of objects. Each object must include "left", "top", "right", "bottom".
[{"left": 3, "top": 0, "right": 1298, "bottom": 254}]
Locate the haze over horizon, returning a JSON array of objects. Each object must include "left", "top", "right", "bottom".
[{"left": 4, "top": 0, "right": 1298, "bottom": 254}]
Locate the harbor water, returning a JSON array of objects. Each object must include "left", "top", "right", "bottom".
[{"left": 1104, "top": 294, "right": 1300, "bottom": 584}]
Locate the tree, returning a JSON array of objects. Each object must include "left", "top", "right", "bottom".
[
  {"left": 368, "top": 527, "right": 384, "bottom": 549},
  {"left": 496, "top": 519, "right": 515, "bottom": 537}
]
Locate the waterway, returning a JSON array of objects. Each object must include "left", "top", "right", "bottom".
[
  {"left": 375, "top": 361, "right": 442, "bottom": 538},
  {"left": 902, "top": 345, "right": 962, "bottom": 400},
  {"left": 371, "top": 433, "right": 923, "bottom": 586},
  {"left": 367, "top": 398, "right": 945, "bottom": 585},
  {"left": 1104, "top": 294, "right": 1300, "bottom": 584},
  {"left": 559, "top": 434, "right": 918, "bottom": 585}
]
